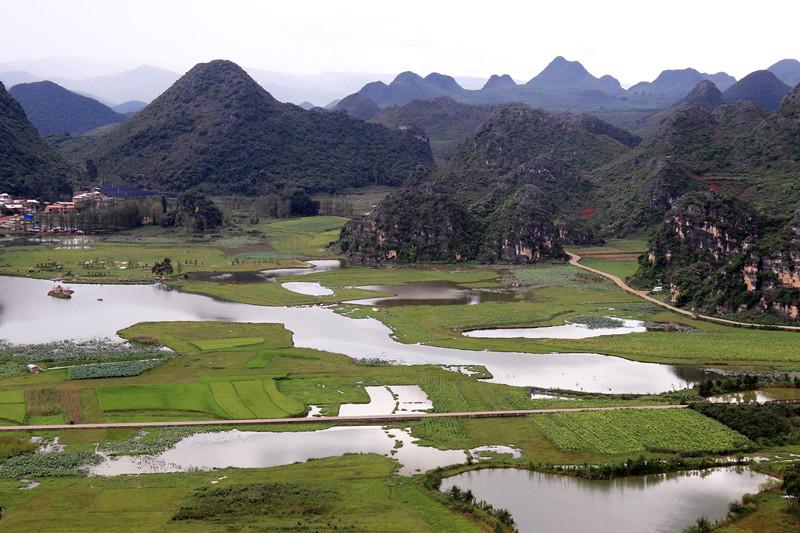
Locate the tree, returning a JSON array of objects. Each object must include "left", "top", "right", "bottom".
[
  {"left": 151, "top": 258, "right": 173, "bottom": 277},
  {"left": 172, "top": 191, "right": 223, "bottom": 231},
  {"left": 85, "top": 159, "right": 98, "bottom": 182},
  {"left": 783, "top": 463, "right": 800, "bottom": 504},
  {"left": 287, "top": 189, "right": 320, "bottom": 216}
]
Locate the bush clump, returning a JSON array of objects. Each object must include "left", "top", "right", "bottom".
[
  {"left": 69, "top": 359, "right": 164, "bottom": 380},
  {"left": 0, "top": 451, "right": 102, "bottom": 478}
]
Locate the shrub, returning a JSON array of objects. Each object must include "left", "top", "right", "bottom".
[
  {"left": 0, "top": 452, "right": 101, "bottom": 477},
  {"left": 69, "top": 359, "right": 164, "bottom": 380}
]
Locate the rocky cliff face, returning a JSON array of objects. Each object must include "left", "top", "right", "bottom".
[
  {"left": 339, "top": 186, "right": 566, "bottom": 264},
  {"left": 481, "top": 186, "right": 566, "bottom": 263},
  {"left": 338, "top": 188, "right": 481, "bottom": 263},
  {"left": 635, "top": 192, "right": 800, "bottom": 320}
]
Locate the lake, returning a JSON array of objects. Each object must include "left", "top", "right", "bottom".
[{"left": 441, "top": 467, "right": 772, "bottom": 533}]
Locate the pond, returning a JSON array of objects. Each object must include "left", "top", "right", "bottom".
[
  {"left": 440, "top": 467, "right": 772, "bottom": 533},
  {"left": 464, "top": 318, "right": 646, "bottom": 340},
  {"left": 708, "top": 387, "right": 800, "bottom": 404},
  {"left": 281, "top": 281, "right": 333, "bottom": 296},
  {"left": 91, "top": 426, "right": 480, "bottom": 477},
  {"left": 188, "top": 259, "right": 341, "bottom": 283},
  {"left": 345, "top": 281, "right": 516, "bottom": 307},
  {"left": 0, "top": 276, "right": 718, "bottom": 393},
  {"left": 338, "top": 385, "right": 432, "bottom": 416}
]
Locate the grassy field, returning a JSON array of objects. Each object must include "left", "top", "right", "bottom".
[
  {"left": 0, "top": 390, "right": 26, "bottom": 423},
  {"left": 0, "top": 216, "right": 347, "bottom": 282},
  {"left": 568, "top": 238, "right": 646, "bottom": 280},
  {"left": 716, "top": 489, "right": 800, "bottom": 533},
  {"left": 0, "top": 455, "right": 488, "bottom": 532}
]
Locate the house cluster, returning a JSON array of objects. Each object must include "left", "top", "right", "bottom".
[
  {"left": 0, "top": 193, "right": 40, "bottom": 213},
  {"left": 1, "top": 181, "right": 155, "bottom": 232},
  {"left": 0, "top": 193, "right": 41, "bottom": 229}
]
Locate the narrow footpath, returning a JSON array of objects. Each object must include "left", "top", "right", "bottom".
[
  {"left": 566, "top": 252, "right": 800, "bottom": 332},
  {"left": 0, "top": 404, "right": 686, "bottom": 432}
]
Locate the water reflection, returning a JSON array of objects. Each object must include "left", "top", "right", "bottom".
[
  {"left": 91, "top": 426, "right": 467, "bottom": 477},
  {"left": 346, "top": 281, "right": 517, "bottom": 307},
  {"left": 441, "top": 467, "right": 772, "bottom": 533},
  {"left": 188, "top": 260, "right": 341, "bottom": 283},
  {"left": 464, "top": 318, "right": 646, "bottom": 340}
]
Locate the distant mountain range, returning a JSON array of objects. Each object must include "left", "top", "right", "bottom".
[
  {"left": 9, "top": 81, "right": 126, "bottom": 136},
  {"left": 768, "top": 59, "right": 800, "bottom": 87},
  {"left": 337, "top": 57, "right": 800, "bottom": 119},
  {"left": 721, "top": 70, "right": 791, "bottom": 111},
  {"left": 2, "top": 55, "right": 798, "bottom": 111}
]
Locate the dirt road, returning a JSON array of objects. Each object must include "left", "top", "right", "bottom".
[
  {"left": 567, "top": 251, "right": 800, "bottom": 332},
  {"left": 0, "top": 404, "right": 687, "bottom": 432}
]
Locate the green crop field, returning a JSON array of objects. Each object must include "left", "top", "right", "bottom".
[
  {"left": 0, "top": 390, "right": 27, "bottom": 423},
  {"left": 579, "top": 257, "right": 640, "bottom": 279},
  {"left": 209, "top": 381, "right": 255, "bottom": 418},
  {"left": 231, "top": 380, "right": 305, "bottom": 418},
  {"left": 96, "top": 384, "right": 229, "bottom": 419},
  {"left": 191, "top": 337, "right": 264, "bottom": 351},
  {"left": 530, "top": 409, "right": 751, "bottom": 454}
]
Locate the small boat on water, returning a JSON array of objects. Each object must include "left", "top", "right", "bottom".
[{"left": 48, "top": 283, "right": 74, "bottom": 299}]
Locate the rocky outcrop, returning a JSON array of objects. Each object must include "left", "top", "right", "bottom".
[
  {"left": 481, "top": 186, "right": 566, "bottom": 263},
  {"left": 339, "top": 188, "right": 481, "bottom": 263},
  {"left": 634, "top": 192, "right": 800, "bottom": 321},
  {"left": 339, "top": 186, "right": 568, "bottom": 264}
]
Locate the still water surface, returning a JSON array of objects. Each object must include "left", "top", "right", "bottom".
[
  {"left": 441, "top": 467, "right": 772, "bottom": 533},
  {"left": 346, "top": 281, "right": 517, "bottom": 307},
  {"left": 464, "top": 318, "right": 647, "bottom": 340},
  {"left": 92, "top": 426, "right": 470, "bottom": 477},
  {"left": 0, "top": 276, "right": 717, "bottom": 393}
]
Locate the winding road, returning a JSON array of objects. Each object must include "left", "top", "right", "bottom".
[
  {"left": 567, "top": 251, "right": 800, "bottom": 332},
  {"left": 0, "top": 404, "right": 687, "bottom": 432}
]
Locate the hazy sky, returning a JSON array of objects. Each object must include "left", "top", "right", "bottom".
[{"left": 1, "top": 0, "right": 798, "bottom": 84}]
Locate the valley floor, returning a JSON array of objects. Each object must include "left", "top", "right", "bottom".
[{"left": 1, "top": 217, "right": 799, "bottom": 532}]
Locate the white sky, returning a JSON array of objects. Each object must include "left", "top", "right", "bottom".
[{"left": 1, "top": 0, "right": 798, "bottom": 84}]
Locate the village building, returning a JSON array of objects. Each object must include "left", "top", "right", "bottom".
[{"left": 44, "top": 201, "right": 77, "bottom": 214}]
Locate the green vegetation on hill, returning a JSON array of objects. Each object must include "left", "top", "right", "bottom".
[
  {"left": 594, "top": 83, "right": 800, "bottom": 235},
  {"left": 340, "top": 106, "right": 629, "bottom": 263},
  {"left": 0, "top": 81, "right": 78, "bottom": 199},
  {"left": 633, "top": 191, "right": 800, "bottom": 321},
  {"left": 721, "top": 70, "right": 791, "bottom": 111},
  {"left": 369, "top": 97, "right": 494, "bottom": 161},
  {"left": 83, "top": 60, "right": 434, "bottom": 194},
  {"left": 9, "top": 81, "right": 125, "bottom": 136}
]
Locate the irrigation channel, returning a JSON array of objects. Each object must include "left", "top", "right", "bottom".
[{"left": 567, "top": 251, "right": 800, "bottom": 332}]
